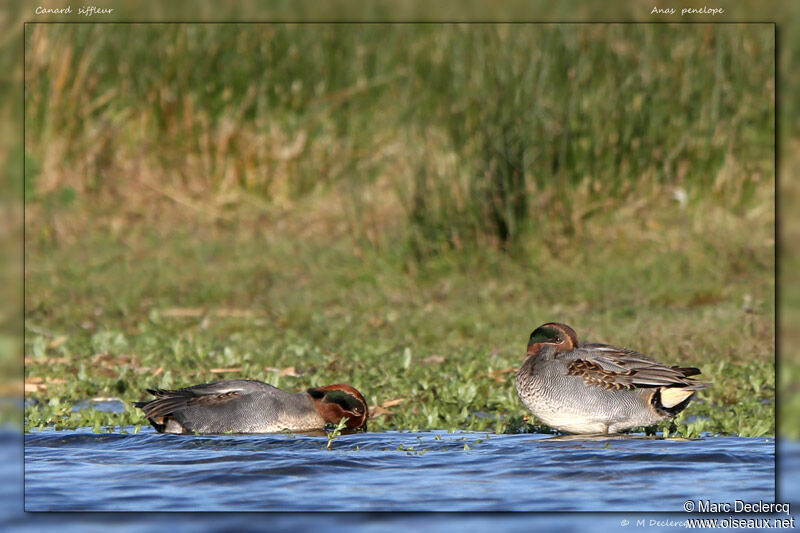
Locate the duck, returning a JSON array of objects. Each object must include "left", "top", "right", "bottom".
[
  {"left": 516, "top": 322, "right": 710, "bottom": 435},
  {"left": 134, "top": 379, "right": 369, "bottom": 434}
]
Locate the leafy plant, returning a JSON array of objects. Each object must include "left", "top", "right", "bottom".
[{"left": 326, "top": 417, "right": 350, "bottom": 450}]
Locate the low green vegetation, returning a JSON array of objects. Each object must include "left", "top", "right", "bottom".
[
  {"left": 23, "top": 23, "right": 774, "bottom": 437},
  {"left": 24, "top": 202, "right": 774, "bottom": 436}
]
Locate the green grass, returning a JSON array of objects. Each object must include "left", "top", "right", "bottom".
[
  {"left": 24, "top": 192, "right": 774, "bottom": 435},
  {"left": 24, "top": 24, "right": 773, "bottom": 250},
  {"left": 22, "top": 23, "right": 775, "bottom": 436}
]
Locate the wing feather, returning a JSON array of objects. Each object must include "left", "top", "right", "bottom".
[
  {"left": 133, "top": 382, "right": 249, "bottom": 419},
  {"left": 566, "top": 343, "right": 710, "bottom": 391}
]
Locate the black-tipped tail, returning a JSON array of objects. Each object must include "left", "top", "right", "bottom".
[{"left": 132, "top": 397, "right": 167, "bottom": 433}]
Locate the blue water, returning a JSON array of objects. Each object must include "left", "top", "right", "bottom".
[
  {"left": 23, "top": 426, "right": 775, "bottom": 512},
  {"left": 4, "top": 425, "right": 799, "bottom": 532}
]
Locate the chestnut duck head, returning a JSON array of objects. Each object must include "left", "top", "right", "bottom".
[
  {"left": 526, "top": 322, "right": 578, "bottom": 356},
  {"left": 307, "top": 384, "right": 369, "bottom": 430}
]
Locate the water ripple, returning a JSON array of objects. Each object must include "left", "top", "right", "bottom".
[{"left": 24, "top": 428, "right": 775, "bottom": 511}]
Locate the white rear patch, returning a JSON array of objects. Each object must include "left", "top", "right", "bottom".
[{"left": 660, "top": 388, "right": 694, "bottom": 408}]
